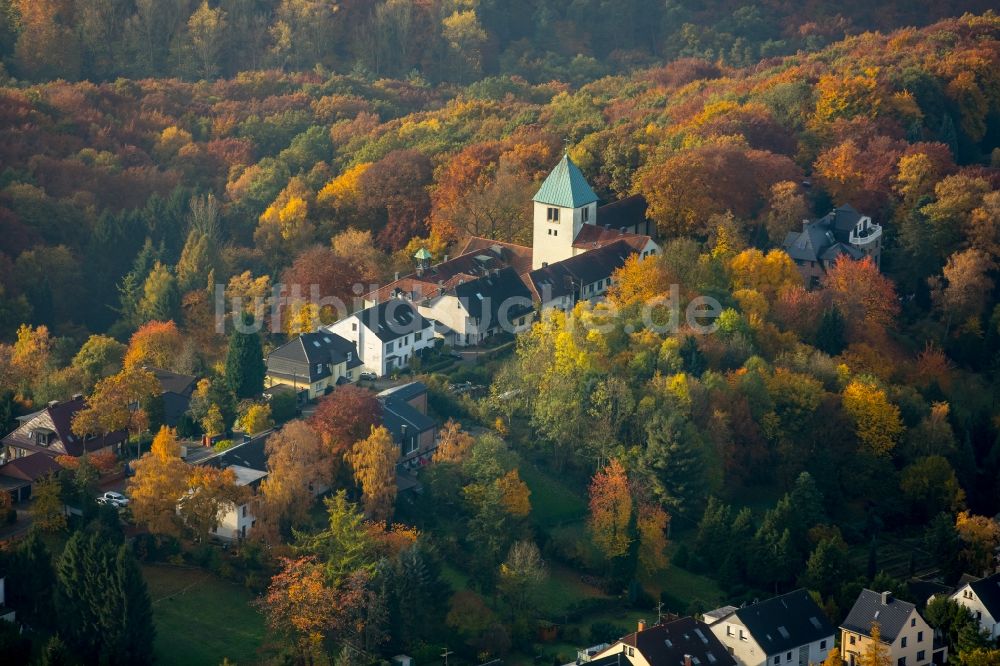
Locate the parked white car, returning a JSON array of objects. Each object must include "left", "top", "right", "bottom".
[{"left": 97, "top": 491, "right": 129, "bottom": 508}]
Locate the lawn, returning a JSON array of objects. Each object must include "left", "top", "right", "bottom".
[
  {"left": 143, "top": 564, "right": 266, "bottom": 666},
  {"left": 519, "top": 461, "right": 587, "bottom": 527}
]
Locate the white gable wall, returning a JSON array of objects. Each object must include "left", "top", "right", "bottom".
[{"left": 952, "top": 584, "right": 1000, "bottom": 639}]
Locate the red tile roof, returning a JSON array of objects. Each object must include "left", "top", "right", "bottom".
[{"left": 0, "top": 452, "right": 62, "bottom": 482}]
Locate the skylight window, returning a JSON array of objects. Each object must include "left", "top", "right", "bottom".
[
  {"left": 778, "top": 627, "right": 790, "bottom": 639},
  {"left": 809, "top": 617, "right": 822, "bottom": 629},
  {"left": 312, "top": 340, "right": 321, "bottom": 347}
]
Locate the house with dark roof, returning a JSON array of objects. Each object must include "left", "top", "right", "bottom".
[
  {"left": 1, "top": 396, "right": 127, "bottom": 464},
  {"left": 199, "top": 432, "right": 270, "bottom": 540},
  {"left": 377, "top": 382, "right": 436, "bottom": 466},
  {"left": 0, "top": 396, "right": 128, "bottom": 502},
  {"left": 705, "top": 589, "right": 835, "bottom": 666},
  {"left": 841, "top": 590, "right": 946, "bottom": 666},
  {"left": 145, "top": 367, "right": 196, "bottom": 427},
  {"left": 593, "top": 616, "right": 737, "bottom": 666},
  {"left": 527, "top": 239, "right": 637, "bottom": 311},
  {"left": 782, "top": 204, "right": 883, "bottom": 287},
  {"left": 327, "top": 299, "right": 435, "bottom": 377},
  {"left": 950, "top": 572, "right": 1000, "bottom": 640},
  {"left": 266, "top": 331, "right": 362, "bottom": 399}
]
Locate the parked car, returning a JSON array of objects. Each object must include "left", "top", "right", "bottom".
[
  {"left": 359, "top": 371, "right": 377, "bottom": 381},
  {"left": 97, "top": 491, "right": 129, "bottom": 508}
]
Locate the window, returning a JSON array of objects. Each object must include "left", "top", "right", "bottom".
[
  {"left": 627, "top": 648, "right": 634, "bottom": 657},
  {"left": 898, "top": 658, "right": 906, "bottom": 666},
  {"left": 547, "top": 207, "right": 559, "bottom": 221},
  {"left": 553, "top": 229, "right": 558, "bottom": 236},
  {"left": 901, "top": 637, "right": 907, "bottom": 648},
  {"left": 911, "top": 619, "right": 916, "bottom": 627},
  {"left": 849, "top": 636, "right": 856, "bottom": 645},
  {"left": 820, "top": 641, "right": 827, "bottom": 650},
  {"left": 739, "top": 629, "right": 746, "bottom": 641},
  {"left": 582, "top": 207, "right": 589, "bottom": 222},
  {"left": 917, "top": 631, "right": 923, "bottom": 643},
  {"left": 346, "top": 351, "right": 352, "bottom": 361},
  {"left": 386, "top": 341, "right": 394, "bottom": 353},
  {"left": 351, "top": 322, "right": 357, "bottom": 331},
  {"left": 415, "top": 331, "right": 422, "bottom": 341},
  {"left": 787, "top": 653, "right": 792, "bottom": 661},
  {"left": 316, "top": 363, "right": 323, "bottom": 374},
  {"left": 402, "top": 335, "right": 408, "bottom": 346},
  {"left": 773, "top": 658, "right": 779, "bottom": 665},
  {"left": 917, "top": 651, "right": 925, "bottom": 662},
  {"left": 242, "top": 506, "right": 247, "bottom": 517}
]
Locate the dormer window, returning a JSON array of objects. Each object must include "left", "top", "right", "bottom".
[{"left": 547, "top": 207, "right": 559, "bottom": 221}]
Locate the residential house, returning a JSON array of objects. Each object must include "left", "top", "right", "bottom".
[
  {"left": 0, "top": 396, "right": 127, "bottom": 502},
  {"left": 782, "top": 204, "right": 883, "bottom": 287},
  {"left": 949, "top": 572, "right": 1000, "bottom": 640},
  {"left": 145, "top": 366, "right": 196, "bottom": 427},
  {"left": 327, "top": 299, "right": 435, "bottom": 377},
  {"left": 377, "top": 382, "right": 437, "bottom": 466},
  {"left": 593, "top": 616, "right": 738, "bottom": 666},
  {"left": 200, "top": 433, "right": 270, "bottom": 541},
  {"left": 841, "top": 590, "right": 947, "bottom": 666},
  {"left": 526, "top": 239, "right": 637, "bottom": 311},
  {"left": 366, "top": 253, "right": 535, "bottom": 347},
  {"left": 0, "top": 451, "right": 62, "bottom": 502},
  {"left": 265, "top": 331, "right": 362, "bottom": 399},
  {"left": 704, "top": 589, "right": 835, "bottom": 666}
]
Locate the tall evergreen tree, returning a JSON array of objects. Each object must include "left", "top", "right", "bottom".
[
  {"left": 225, "top": 313, "right": 266, "bottom": 399},
  {"left": 639, "top": 413, "right": 706, "bottom": 517},
  {"left": 56, "top": 531, "right": 155, "bottom": 664},
  {"left": 815, "top": 307, "right": 846, "bottom": 355}
]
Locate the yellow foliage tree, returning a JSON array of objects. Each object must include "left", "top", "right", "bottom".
[
  {"left": 860, "top": 623, "right": 891, "bottom": 666},
  {"left": 317, "top": 162, "right": 371, "bottom": 211},
  {"left": 31, "top": 475, "right": 66, "bottom": 532},
  {"left": 495, "top": 469, "right": 531, "bottom": 517},
  {"left": 729, "top": 248, "right": 801, "bottom": 297},
  {"left": 637, "top": 502, "right": 670, "bottom": 577},
  {"left": 128, "top": 427, "right": 191, "bottom": 536},
  {"left": 239, "top": 403, "right": 273, "bottom": 435},
  {"left": 349, "top": 426, "right": 398, "bottom": 526},
  {"left": 842, "top": 378, "right": 903, "bottom": 456},
  {"left": 432, "top": 419, "right": 475, "bottom": 464}
]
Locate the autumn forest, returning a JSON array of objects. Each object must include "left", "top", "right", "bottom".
[{"left": 1, "top": 1, "right": 1000, "bottom": 665}]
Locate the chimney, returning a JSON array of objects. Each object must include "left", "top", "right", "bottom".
[
  {"left": 444, "top": 254, "right": 449, "bottom": 262},
  {"left": 685, "top": 656, "right": 693, "bottom": 666},
  {"left": 637, "top": 619, "right": 646, "bottom": 633},
  {"left": 71, "top": 393, "right": 83, "bottom": 400},
  {"left": 47, "top": 400, "right": 59, "bottom": 408},
  {"left": 394, "top": 272, "right": 400, "bottom": 281},
  {"left": 881, "top": 591, "right": 892, "bottom": 605}
]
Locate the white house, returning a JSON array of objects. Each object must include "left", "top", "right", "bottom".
[
  {"left": 705, "top": 589, "right": 835, "bottom": 666},
  {"left": 209, "top": 465, "right": 266, "bottom": 541},
  {"left": 950, "top": 573, "right": 1000, "bottom": 640},
  {"left": 327, "top": 299, "right": 436, "bottom": 377},
  {"left": 593, "top": 616, "right": 737, "bottom": 666}
]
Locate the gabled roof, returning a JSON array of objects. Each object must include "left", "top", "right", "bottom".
[
  {"left": 377, "top": 381, "right": 428, "bottom": 403},
  {"left": 964, "top": 573, "right": 1000, "bottom": 619},
  {"left": 0, "top": 452, "right": 62, "bottom": 482},
  {"left": 267, "top": 331, "right": 358, "bottom": 382},
  {"left": 203, "top": 432, "right": 269, "bottom": 473},
  {"left": 597, "top": 194, "right": 649, "bottom": 231},
  {"left": 614, "top": 617, "right": 736, "bottom": 666},
  {"left": 841, "top": 590, "right": 916, "bottom": 643},
  {"left": 532, "top": 154, "right": 598, "bottom": 209},
  {"left": 572, "top": 224, "right": 652, "bottom": 252},
  {"left": 356, "top": 299, "right": 432, "bottom": 343},
  {"left": 453, "top": 266, "right": 534, "bottom": 326},
  {"left": 729, "top": 589, "right": 834, "bottom": 655},
  {"left": 145, "top": 367, "right": 196, "bottom": 397},
  {"left": 458, "top": 237, "right": 534, "bottom": 275},
  {"left": 528, "top": 239, "right": 635, "bottom": 302},
  {"left": 2, "top": 397, "right": 126, "bottom": 457}
]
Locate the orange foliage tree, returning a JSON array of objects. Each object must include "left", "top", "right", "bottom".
[
  {"left": 588, "top": 459, "right": 633, "bottom": 561},
  {"left": 123, "top": 320, "right": 184, "bottom": 371}
]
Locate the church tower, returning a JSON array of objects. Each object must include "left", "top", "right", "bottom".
[{"left": 531, "top": 154, "right": 599, "bottom": 270}]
